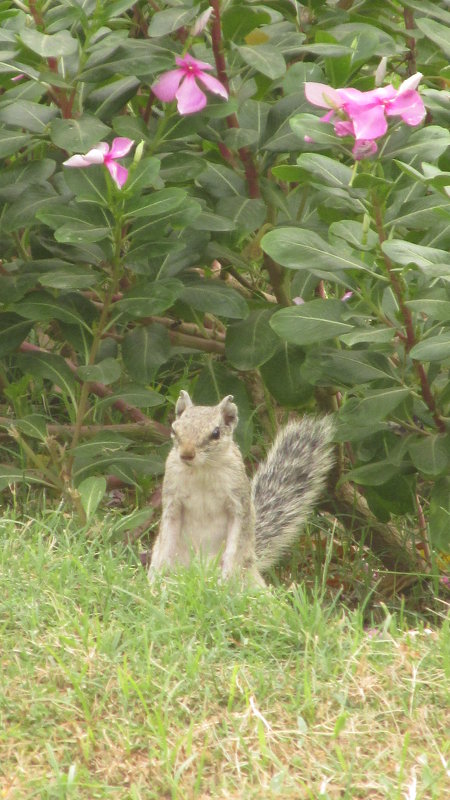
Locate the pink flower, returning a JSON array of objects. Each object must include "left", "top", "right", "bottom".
[
  {"left": 63, "top": 138, "right": 134, "bottom": 189},
  {"left": 152, "top": 53, "right": 228, "bottom": 115},
  {"left": 304, "top": 74, "right": 425, "bottom": 159}
]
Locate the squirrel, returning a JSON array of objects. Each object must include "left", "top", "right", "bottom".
[{"left": 149, "top": 391, "right": 335, "bottom": 587}]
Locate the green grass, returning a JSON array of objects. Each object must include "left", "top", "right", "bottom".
[{"left": 0, "top": 513, "right": 448, "bottom": 800}]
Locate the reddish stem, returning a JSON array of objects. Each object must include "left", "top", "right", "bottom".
[
  {"left": 209, "top": 0, "right": 260, "bottom": 198},
  {"left": 403, "top": 8, "right": 417, "bottom": 77},
  {"left": 373, "top": 197, "right": 446, "bottom": 434}
]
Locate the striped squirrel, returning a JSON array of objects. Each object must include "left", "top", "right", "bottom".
[{"left": 149, "top": 391, "right": 335, "bottom": 586}]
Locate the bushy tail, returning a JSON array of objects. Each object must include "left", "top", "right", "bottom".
[{"left": 252, "top": 417, "right": 335, "bottom": 572}]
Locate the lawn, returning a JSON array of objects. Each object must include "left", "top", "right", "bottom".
[{"left": 1, "top": 513, "right": 448, "bottom": 799}]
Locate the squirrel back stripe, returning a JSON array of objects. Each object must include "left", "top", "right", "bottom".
[{"left": 252, "top": 417, "right": 335, "bottom": 572}]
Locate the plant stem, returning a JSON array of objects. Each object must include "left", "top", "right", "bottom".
[
  {"left": 66, "top": 220, "right": 124, "bottom": 477},
  {"left": 373, "top": 195, "right": 446, "bottom": 434}
]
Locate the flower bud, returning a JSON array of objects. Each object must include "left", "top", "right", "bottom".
[
  {"left": 134, "top": 140, "right": 145, "bottom": 164},
  {"left": 375, "top": 57, "right": 387, "bottom": 87}
]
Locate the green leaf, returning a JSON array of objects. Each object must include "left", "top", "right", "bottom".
[
  {"left": 409, "top": 334, "right": 450, "bottom": 362},
  {"left": 125, "top": 157, "right": 162, "bottom": 193},
  {"left": 159, "top": 154, "right": 204, "bottom": 183},
  {"left": 301, "top": 349, "right": 396, "bottom": 386},
  {"left": 74, "top": 453, "right": 164, "bottom": 484},
  {"left": 16, "top": 352, "right": 77, "bottom": 407},
  {"left": 2, "top": 185, "right": 60, "bottom": 232},
  {"left": 339, "top": 326, "right": 396, "bottom": 346},
  {"left": 94, "top": 386, "right": 164, "bottom": 413},
  {"left": 382, "top": 125, "right": 450, "bottom": 163},
  {"left": 37, "top": 204, "right": 112, "bottom": 244},
  {"left": 122, "top": 325, "right": 171, "bottom": 383},
  {"left": 78, "top": 477, "right": 107, "bottom": 522},
  {"left": 13, "top": 291, "right": 91, "bottom": 331},
  {"left": 63, "top": 167, "right": 109, "bottom": 206},
  {"left": 236, "top": 44, "right": 286, "bottom": 79},
  {"left": 148, "top": 7, "right": 197, "bottom": 36},
  {"left": 270, "top": 300, "right": 354, "bottom": 345},
  {"left": 329, "top": 220, "right": 378, "bottom": 251},
  {"left": 339, "top": 388, "right": 410, "bottom": 426},
  {"left": 261, "top": 228, "right": 372, "bottom": 275},
  {"left": 0, "top": 314, "right": 32, "bottom": 357},
  {"left": 50, "top": 115, "right": 111, "bottom": 152},
  {"left": 416, "top": 18, "right": 450, "bottom": 58},
  {"left": 197, "top": 163, "right": 245, "bottom": 198},
  {"left": 20, "top": 28, "right": 78, "bottom": 57},
  {"left": 215, "top": 197, "right": 266, "bottom": 233},
  {"left": 289, "top": 113, "right": 343, "bottom": 148},
  {"left": 180, "top": 280, "right": 249, "bottom": 320},
  {"left": 38, "top": 266, "right": 99, "bottom": 291},
  {"left": 343, "top": 460, "right": 398, "bottom": 487},
  {"left": 260, "top": 344, "right": 313, "bottom": 407},
  {"left": 0, "top": 159, "right": 56, "bottom": 202},
  {"left": 123, "top": 188, "right": 187, "bottom": 219},
  {"left": 114, "top": 279, "right": 184, "bottom": 319},
  {"left": 429, "top": 478, "right": 450, "bottom": 552},
  {"left": 0, "top": 130, "right": 32, "bottom": 158},
  {"left": 72, "top": 434, "right": 132, "bottom": 461},
  {"left": 405, "top": 299, "right": 450, "bottom": 322},
  {"left": 408, "top": 435, "right": 449, "bottom": 476},
  {"left": 14, "top": 414, "right": 49, "bottom": 442},
  {"left": 0, "top": 100, "right": 57, "bottom": 133},
  {"left": 296, "top": 153, "right": 353, "bottom": 187},
  {"left": 77, "top": 358, "right": 121, "bottom": 386},
  {"left": 0, "top": 466, "right": 27, "bottom": 492},
  {"left": 191, "top": 210, "right": 236, "bottom": 232},
  {"left": 382, "top": 240, "right": 450, "bottom": 274},
  {"left": 85, "top": 76, "right": 140, "bottom": 121},
  {"left": 222, "top": 7, "right": 271, "bottom": 41},
  {"left": 226, "top": 310, "right": 279, "bottom": 369}
]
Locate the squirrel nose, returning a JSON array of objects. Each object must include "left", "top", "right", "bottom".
[{"left": 180, "top": 446, "right": 195, "bottom": 461}]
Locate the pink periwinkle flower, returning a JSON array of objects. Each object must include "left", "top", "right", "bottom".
[
  {"left": 63, "top": 138, "right": 134, "bottom": 189},
  {"left": 304, "top": 73, "right": 426, "bottom": 159},
  {"left": 152, "top": 52, "right": 228, "bottom": 115}
]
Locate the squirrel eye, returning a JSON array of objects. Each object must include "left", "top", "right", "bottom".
[{"left": 211, "top": 427, "right": 221, "bottom": 440}]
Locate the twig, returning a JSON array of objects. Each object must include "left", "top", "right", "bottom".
[{"left": 373, "top": 195, "right": 446, "bottom": 434}]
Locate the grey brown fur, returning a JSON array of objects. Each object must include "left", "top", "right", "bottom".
[{"left": 149, "top": 391, "right": 334, "bottom": 586}]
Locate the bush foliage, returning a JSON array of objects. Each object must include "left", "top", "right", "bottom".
[{"left": 0, "top": 1, "right": 448, "bottom": 573}]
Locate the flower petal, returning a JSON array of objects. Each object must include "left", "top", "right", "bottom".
[
  {"left": 63, "top": 154, "right": 93, "bottom": 167},
  {"left": 350, "top": 105, "right": 387, "bottom": 140},
  {"left": 106, "top": 160, "right": 128, "bottom": 189},
  {"left": 109, "top": 137, "right": 134, "bottom": 158},
  {"left": 386, "top": 91, "right": 425, "bottom": 125},
  {"left": 398, "top": 72, "right": 422, "bottom": 94},
  {"left": 334, "top": 119, "right": 354, "bottom": 137},
  {"left": 197, "top": 72, "right": 228, "bottom": 100},
  {"left": 176, "top": 75, "right": 207, "bottom": 115},
  {"left": 176, "top": 52, "right": 213, "bottom": 72},
  {"left": 152, "top": 69, "right": 184, "bottom": 102},
  {"left": 304, "top": 82, "right": 343, "bottom": 109}
]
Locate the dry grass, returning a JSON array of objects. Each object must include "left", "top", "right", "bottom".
[{"left": 0, "top": 513, "right": 448, "bottom": 799}]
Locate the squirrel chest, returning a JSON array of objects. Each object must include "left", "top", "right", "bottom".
[{"left": 165, "top": 456, "right": 252, "bottom": 557}]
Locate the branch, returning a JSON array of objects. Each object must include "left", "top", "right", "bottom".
[
  {"left": 0, "top": 419, "right": 169, "bottom": 444},
  {"left": 19, "top": 342, "right": 165, "bottom": 428},
  {"left": 209, "top": 0, "right": 261, "bottom": 199},
  {"left": 403, "top": 7, "right": 417, "bottom": 76},
  {"left": 373, "top": 196, "right": 446, "bottom": 434}
]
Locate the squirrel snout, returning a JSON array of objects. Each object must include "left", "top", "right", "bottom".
[{"left": 179, "top": 444, "right": 196, "bottom": 462}]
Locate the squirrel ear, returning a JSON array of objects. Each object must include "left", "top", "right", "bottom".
[
  {"left": 175, "top": 390, "right": 193, "bottom": 418},
  {"left": 219, "top": 395, "right": 238, "bottom": 429}
]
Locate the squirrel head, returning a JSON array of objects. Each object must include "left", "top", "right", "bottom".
[{"left": 171, "top": 391, "right": 238, "bottom": 466}]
